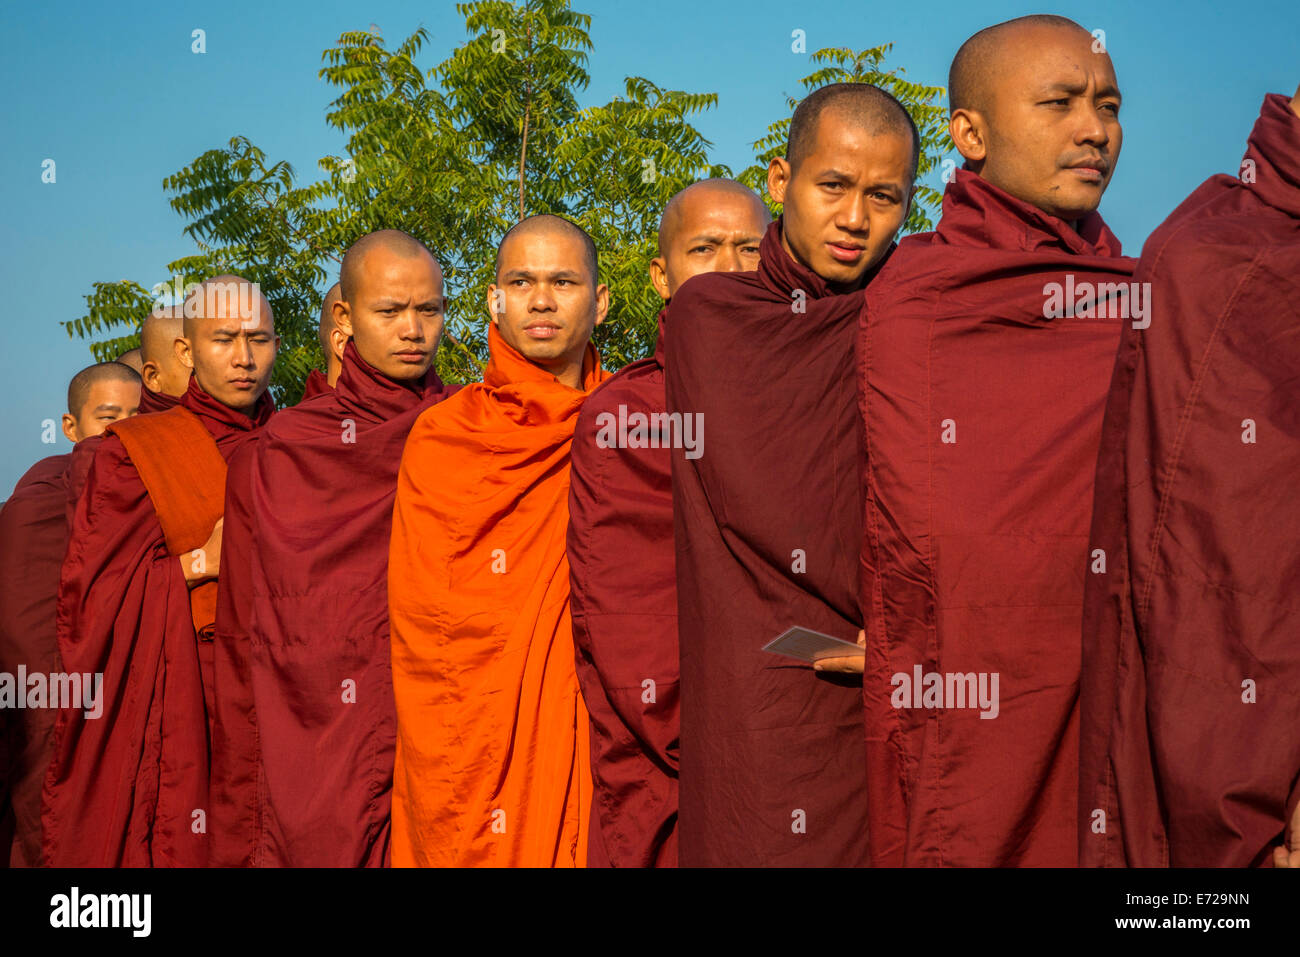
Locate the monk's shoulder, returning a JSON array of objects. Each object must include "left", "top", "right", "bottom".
[
  {"left": 668, "top": 269, "right": 764, "bottom": 319},
  {"left": 582, "top": 359, "right": 662, "bottom": 418},
  {"left": 1143, "top": 174, "right": 1300, "bottom": 280},
  {"left": 10, "top": 454, "right": 71, "bottom": 498}
]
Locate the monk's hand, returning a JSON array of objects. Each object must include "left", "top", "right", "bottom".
[
  {"left": 181, "top": 517, "right": 222, "bottom": 587},
  {"left": 1270, "top": 799, "right": 1300, "bottom": 867},
  {"left": 813, "top": 629, "right": 867, "bottom": 674}
]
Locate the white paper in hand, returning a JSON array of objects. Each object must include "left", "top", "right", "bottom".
[{"left": 762, "top": 626, "right": 864, "bottom": 664}]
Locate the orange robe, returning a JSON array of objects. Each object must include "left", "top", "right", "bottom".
[{"left": 388, "top": 323, "right": 605, "bottom": 867}]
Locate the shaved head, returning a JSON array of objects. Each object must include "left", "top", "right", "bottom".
[
  {"left": 949, "top": 15, "right": 1090, "bottom": 114},
  {"left": 787, "top": 82, "right": 921, "bottom": 182},
  {"left": 945, "top": 15, "right": 1122, "bottom": 221},
  {"left": 140, "top": 304, "right": 192, "bottom": 398},
  {"left": 115, "top": 348, "right": 144, "bottom": 373},
  {"left": 657, "top": 179, "right": 770, "bottom": 257},
  {"left": 63, "top": 361, "right": 141, "bottom": 442},
  {"left": 182, "top": 274, "right": 273, "bottom": 337},
  {"left": 495, "top": 214, "right": 598, "bottom": 286},
  {"left": 179, "top": 274, "right": 278, "bottom": 414},
  {"left": 333, "top": 232, "right": 445, "bottom": 382},
  {"left": 339, "top": 231, "right": 435, "bottom": 304},
  {"left": 651, "top": 179, "right": 771, "bottom": 300},
  {"left": 67, "top": 361, "right": 141, "bottom": 418}
]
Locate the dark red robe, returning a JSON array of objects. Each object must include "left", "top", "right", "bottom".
[
  {"left": 858, "top": 169, "right": 1137, "bottom": 866},
  {"left": 1080, "top": 93, "right": 1300, "bottom": 868},
  {"left": 0, "top": 454, "right": 71, "bottom": 866},
  {"left": 138, "top": 384, "right": 183, "bottom": 415},
  {"left": 568, "top": 310, "right": 678, "bottom": 868},
  {"left": 664, "top": 220, "right": 876, "bottom": 866},
  {"left": 300, "top": 368, "right": 332, "bottom": 402},
  {"left": 209, "top": 341, "right": 456, "bottom": 867},
  {"left": 42, "top": 377, "right": 271, "bottom": 867}
]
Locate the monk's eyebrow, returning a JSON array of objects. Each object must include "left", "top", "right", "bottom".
[
  {"left": 93, "top": 404, "right": 124, "bottom": 413},
  {"left": 813, "top": 168, "right": 853, "bottom": 182},
  {"left": 1095, "top": 81, "right": 1122, "bottom": 103},
  {"left": 684, "top": 233, "right": 727, "bottom": 245}
]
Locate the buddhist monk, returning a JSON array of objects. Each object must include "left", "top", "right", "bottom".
[
  {"left": 115, "top": 348, "right": 144, "bottom": 374},
  {"left": 568, "top": 179, "right": 769, "bottom": 868},
  {"left": 302, "top": 282, "right": 346, "bottom": 399},
  {"left": 0, "top": 362, "right": 139, "bottom": 867},
  {"left": 209, "top": 231, "right": 458, "bottom": 867},
  {"left": 139, "top": 303, "right": 191, "bottom": 413},
  {"left": 389, "top": 214, "right": 608, "bottom": 867},
  {"left": 1080, "top": 87, "right": 1300, "bottom": 868},
  {"left": 43, "top": 274, "right": 276, "bottom": 867},
  {"left": 856, "top": 15, "right": 1136, "bottom": 867},
  {"left": 663, "top": 83, "right": 916, "bottom": 866}
]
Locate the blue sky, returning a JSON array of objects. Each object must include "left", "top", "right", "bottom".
[{"left": 2, "top": 0, "right": 1296, "bottom": 493}]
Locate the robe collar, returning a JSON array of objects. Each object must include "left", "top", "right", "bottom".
[
  {"left": 181, "top": 374, "right": 273, "bottom": 437},
  {"left": 138, "top": 384, "right": 181, "bottom": 415},
  {"left": 334, "top": 339, "right": 447, "bottom": 422},
  {"left": 1242, "top": 93, "right": 1300, "bottom": 220},
  {"left": 939, "top": 167, "right": 1124, "bottom": 258},
  {"left": 484, "top": 322, "right": 602, "bottom": 394},
  {"left": 757, "top": 216, "right": 893, "bottom": 300}
]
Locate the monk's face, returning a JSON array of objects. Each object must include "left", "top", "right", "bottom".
[
  {"left": 179, "top": 288, "right": 279, "bottom": 414},
  {"left": 650, "top": 190, "right": 768, "bottom": 300},
  {"left": 61, "top": 380, "right": 140, "bottom": 443},
  {"left": 952, "top": 26, "right": 1122, "bottom": 221},
  {"left": 768, "top": 112, "right": 914, "bottom": 289},
  {"left": 335, "top": 249, "right": 444, "bottom": 381},
  {"left": 489, "top": 230, "right": 609, "bottom": 377}
]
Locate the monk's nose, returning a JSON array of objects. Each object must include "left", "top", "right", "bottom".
[{"left": 839, "top": 194, "right": 868, "bottom": 233}]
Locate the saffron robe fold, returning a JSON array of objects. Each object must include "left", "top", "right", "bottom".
[
  {"left": 664, "top": 220, "right": 876, "bottom": 867},
  {"left": 568, "top": 309, "right": 678, "bottom": 868},
  {"left": 858, "top": 169, "right": 1136, "bottom": 867},
  {"left": 389, "top": 323, "right": 605, "bottom": 867},
  {"left": 209, "top": 341, "right": 456, "bottom": 867},
  {"left": 1080, "top": 94, "right": 1300, "bottom": 868},
  {"left": 301, "top": 368, "right": 332, "bottom": 402},
  {"left": 42, "top": 377, "right": 271, "bottom": 867},
  {"left": 0, "top": 454, "right": 72, "bottom": 866}
]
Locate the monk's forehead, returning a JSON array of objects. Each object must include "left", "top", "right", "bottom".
[
  {"left": 667, "top": 187, "right": 769, "bottom": 242},
  {"left": 500, "top": 226, "right": 587, "bottom": 270},
  {"left": 988, "top": 25, "right": 1116, "bottom": 102},
  {"left": 355, "top": 243, "right": 442, "bottom": 285}
]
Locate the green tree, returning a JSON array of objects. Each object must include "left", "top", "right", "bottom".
[{"left": 66, "top": 5, "right": 946, "bottom": 390}]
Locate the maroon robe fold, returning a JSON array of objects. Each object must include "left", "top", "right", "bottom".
[
  {"left": 568, "top": 309, "right": 678, "bottom": 868},
  {"left": 209, "top": 341, "right": 457, "bottom": 867},
  {"left": 858, "top": 169, "right": 1137, "bottom": 866},
  {"left": 42, "top": 377, "right": 271, "bottom": 867},
  {"left": 1081, "top": 94, "right": 1300, "bottom": 868},
  {"left": 665, "top": 220, "right": 876, "bottom": 866},
  {"left": 0, "top": 454, "right": 71, "bottom": 866},
  {"left": 301, "top": 368, "right": 332, "bottom": 402}
]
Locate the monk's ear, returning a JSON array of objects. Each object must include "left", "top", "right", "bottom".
[
  {"left": 61, "top": 413, "right": 79, "bottom": 444},
  {"left": 648, "top": 257, "right": 670, "bottom": 301},
  {"left": 949, "top": 109, "right": 987, "bottom": 166},
  {"left": 176, "top": 335, "right": 195, "bottom": 371},
  {"left": 594, "top": 283, "right": 610, "bottom": 327},
  {"left": 141, "top": 360, "right": 160, "bottom": 392},
  {"left": 486, "top": 284, "right": 502, "bottom": 328},
  {"left": 332, "top": 298, "right": 353, "bottom": 338},
  {"left": 328, "top": 326, "right": 348, "bottom": 363},
  {"left": 767, "top": 157, "right": 791, "bottom": 206}
]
